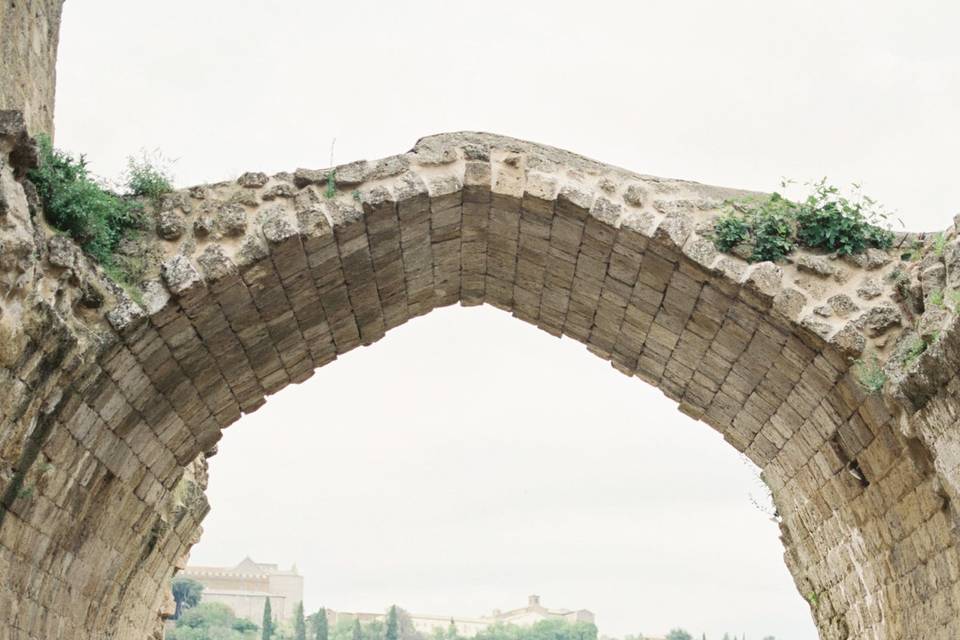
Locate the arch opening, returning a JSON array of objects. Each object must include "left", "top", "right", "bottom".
[{"left": 190, "top": 300, "right": 815, "bottom": 639}]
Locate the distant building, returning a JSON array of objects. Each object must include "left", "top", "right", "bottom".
[
  {"left": 329, "top": 595, "right": 594, "bottom": 638},
  {"left": 181, "top": 557, "right": 303, "bottom": 623}
]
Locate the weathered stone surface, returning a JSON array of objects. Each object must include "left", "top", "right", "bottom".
[
  {"left": 262, "top": 182, "right": 297, "bottom": 200},
  {"left": 193, "top": 215, "right": 213, "bottom": 237},
  {"left": 857, "top": 277, "right": 882, "bottom": 300},
  {"left": 827, "top": 293, "right": 858, "bottom": 317},
  {"left": 624, "top": 184, "right": 647, "bottom": 207},
  {"left": 156, "top": 210, "right": 184, "bottom": 240},
  {"left": 918, "top": 305, "right": 950, "bottom": 342},
  {"left": 293, "top": 167, "right": 329, "bottom": 189},
  {"left": 856, "top": 304, "right": 902, "bottom": 337},
  {"left": 829, "top": 321, "right": 865, "bottom": 357},
  {"left": 2, "top": 115, "right": 960, "bottom": 640},
  {"left": 797, "top": 254, "right": 836, "bottom": 278},
  {"left": 237, "top": 171, "right": 268, "bottom": 188},
  {"left": 0, "top": 2, "right": 64, "bottom": 136},
  {"left": 843, "top": 247, "right": 892, "bottom": 270},
  {"left": 216, "top": 204, "right": 247, "bottom": 237},
  {"left": 47, "top": 234, "right": 76, "bottom": 268}
]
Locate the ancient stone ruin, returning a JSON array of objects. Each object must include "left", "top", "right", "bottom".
[{"left": 3, "top": 3, "right": 960, "bottom": 639}]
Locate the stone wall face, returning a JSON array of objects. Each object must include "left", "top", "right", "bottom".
[{"left": 0, "top": 0, "right": 65, "bottom": 136}]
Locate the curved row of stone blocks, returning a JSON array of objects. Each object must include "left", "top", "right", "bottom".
[{"left": 3, "top": 124, "right": 960, "bottom": 640}]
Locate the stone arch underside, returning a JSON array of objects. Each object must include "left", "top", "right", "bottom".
[{"left": 2, "top": 127, "right": 960, "bottom": 640}]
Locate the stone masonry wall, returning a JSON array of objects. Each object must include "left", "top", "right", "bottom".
[
  {"left": 0, "top": 0, "right": 65, "bottom": 136},
  {"left": 2, "top": 123, "right": 960, "bottom": 639},
  {"left": 4, "top": 4, "right": 960, "bottom": 639}
]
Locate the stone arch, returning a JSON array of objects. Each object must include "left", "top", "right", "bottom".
[{"left": 4, "top": 125, "right": 960, "bottom": 640}]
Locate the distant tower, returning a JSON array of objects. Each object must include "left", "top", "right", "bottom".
[{"left": 527, "top": 595, "right": 541, "bottom": 608}]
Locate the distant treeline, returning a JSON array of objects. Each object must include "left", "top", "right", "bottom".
[{"left": 166, "top": 586, "right": 598, "bottom": 640}]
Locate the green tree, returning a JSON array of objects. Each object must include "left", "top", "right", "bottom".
[
  {"left": 365, "top": 619, "right": 386, "bottom": 640},
  {"left": 474, "top": 619, "right": 597, "bottom": 640},
  {"left": 262, "top": 598, "right": 274, "bottom": 640},
  {"left": 352, "top": 618, "right": 363, "bottom": 640},
  {"left": 235, "top": 618, "right": 259, "bottom": 633},
  {"left": 295, "top": 602, "right": 308, "bottom": 640},
  {"left": 170, "top": 576, "right": 204, "bottom": 619},
  {"left": 311, "top": 608, "right": 329, "bottom": 640},
  {"left": 167, "top": 602, "right": 259, "bottom": 640},
  {"left": 447, "top": 618, "right": 458, "bottom": 640},
  {"left": 386, "top": 606, "right": 399, "bottom": 640},
  {"left": 395, "top": 607, "right": 425, "bottom": 640},
  {"left": 666, "top": 631, "right": 693, "bottom": 640}
]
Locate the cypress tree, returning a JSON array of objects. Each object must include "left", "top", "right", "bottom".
[
  {"left": 262, "top": 598, "right": 274, "bottom": 640},
  {"left": 352, "top": 618, "right": 362, "bottom": 640},
  {"left": 313, "top": 608, "right": 329, "bottom": 640},
  {"left": 385, "top": 606, "right": 399, "bottom": 640},
  {"left": 295, "top": 601, "right": 307, "bottom": 640}
]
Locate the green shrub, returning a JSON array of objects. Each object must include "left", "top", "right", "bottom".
[
  {"left": 28, "top": 135, "right": 144, "bottom": 267},
  {"left": 793, "top": 180, "right": 894, "bottom": 255},
  {"left": 712, "top": 180, "right": 893, "bottom": 262},
  {"left": 713, "top": 193, "right": 796, "bottom": 262},
  {"left": 712, "top": 212, "right": 750, "bottom": 251},
  {"left": 26, "top": 136, "right": 173, "bottom": 297},
  {"left": 124, "top": 150, "right": 173, "bottom": 203}
]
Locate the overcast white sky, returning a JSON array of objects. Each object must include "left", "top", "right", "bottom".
[{"left": 53, "top": 2, "right": 960, "bottom": 639}]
